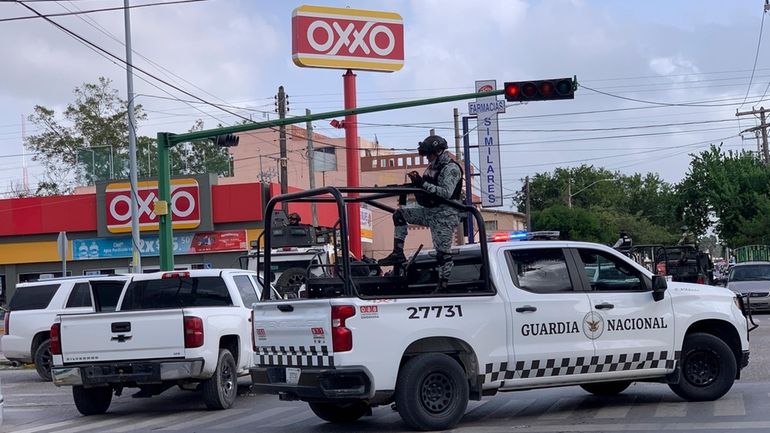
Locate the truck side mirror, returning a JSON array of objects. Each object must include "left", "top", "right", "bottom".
[{"left": 652, "top": 275, "right": 667, "bottom": 301}]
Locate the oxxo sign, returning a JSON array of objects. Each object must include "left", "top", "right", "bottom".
[
  {"left": 292, "top": 5, "right": 404, "bottom": 72},
  {"left": 105, "top": 179, "right": 201, "bottom": 233}
]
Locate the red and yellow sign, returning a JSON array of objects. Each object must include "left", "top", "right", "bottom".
[
  {"left": 292, "top": 5, "right": 404, "bottom": 72},
  {"left": 105, "top": 179, "right": 201, "bottom": 233}
]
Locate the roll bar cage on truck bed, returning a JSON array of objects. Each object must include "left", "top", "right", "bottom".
[{"left": 258, "top": 186, "right": 490, "bottom": 300}]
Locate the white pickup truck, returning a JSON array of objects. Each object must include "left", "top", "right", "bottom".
[
  {"left": 249, "top": 187, "right": 754, "bottom": 431},
  {"left": 51, "top": 269, "right": 265, "bottom": 415}
]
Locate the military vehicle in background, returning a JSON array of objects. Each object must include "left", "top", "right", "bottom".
[{"left": 614, "top": 233, "right": 714, "bottom": 285}]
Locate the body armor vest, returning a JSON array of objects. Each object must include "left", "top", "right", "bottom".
[{"left": 415, "top": 159, "right": 463, "bottom": 208}]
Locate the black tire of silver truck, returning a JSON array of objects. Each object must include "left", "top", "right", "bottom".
[
  {"left": 395, "top": 353, "right": 469, "bottom": 431},
  {"left": 669, "top": 332, "right": 737, "bottom": 401},
  {"left": 202, "top": 349, "right": 238, "bottom": 410},
  {"left": 72, "top": 385, "right": 113, "bottom": 415}
]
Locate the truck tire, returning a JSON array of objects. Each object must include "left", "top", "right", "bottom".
[
  {"left": 33, "top": 339, "right": 53, "bottom": 382},
  {"left": 308, "top": 401, "right": 369, "bottom": 423},
  {"left": 580, "top": 380, "right": 632, "bottom": 396},
  {"left": 72, "top": 385, "right": 112, "bottom": 415},
  {"left": 202, "top": 349, "right": 238, "bottom": 410},
  {"left": 669, "top": 332, "right": 736, "bottom": 401},
  {"left": 395, "top": 353, "right": 469, "bottom": 431}
]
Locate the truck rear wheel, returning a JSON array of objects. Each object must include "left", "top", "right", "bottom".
[
  {"left": 580, "top": 380, "right": 632, "bottom": 396},
  {"left": 72, "top": 385, "right": 112, "bottom": 415},
  {"left": 202, "top": 349, "right": 238, "bottom": 410},
  {"left": 308, "top": 401, "right": 369, "bottom": 423},
  {"left": 669, "top": 332, "right": 736, "bottom": 401},
  {"left": 395, "top": 353, "right": 468, "bottom": 431},
  {"left": 33, "top": 339, "right": 53, "bottom": 382}
]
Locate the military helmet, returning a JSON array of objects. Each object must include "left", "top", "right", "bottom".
[
  {"left": 288, "top": 212, "right": 301, "bottom": 222},
  {"left": 417, "top": 135, "right": 448, "bottom": 156}
]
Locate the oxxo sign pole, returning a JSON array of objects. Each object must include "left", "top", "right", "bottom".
[{"left": 343, "top": 70, "right": 362, "bottom": 258}]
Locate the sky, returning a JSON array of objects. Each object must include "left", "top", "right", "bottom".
[{"left": 0, "top": 0, "right": 768, "bottom": 207}]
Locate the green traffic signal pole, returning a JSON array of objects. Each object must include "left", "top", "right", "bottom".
[{"left": 156, "top": 88, "right": 504, "bottom": 270}]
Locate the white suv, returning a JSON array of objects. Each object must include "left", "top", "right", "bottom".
[{"left": 2, "top": 276, "right": 128, "bottom": 380}]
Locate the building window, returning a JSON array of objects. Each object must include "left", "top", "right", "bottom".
[
  {"left": 372, "top": 159, "right": 378, "bottom": 168},
  {"left": 485, "top": 220, "right": 498, "bottom": 231},
  {"left": 397, "top": 158, "right": 404, "bottom": 167},
  {"left": 407, "top": 157, "right": 413, "bottom": 166},
  {"left": 389, "top": 159, "right": 395, "bottom": 167}
]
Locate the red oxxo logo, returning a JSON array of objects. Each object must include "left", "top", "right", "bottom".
[
  {"left": 256, "top": 328, "right": 267, "bottom": 340},
  {"left": 292, "top": 5, "right": 404, "bottom": 72},
  {"left": 311, "top": 327, "right": 325, "bottom": 336},
  {"left": 360, "top": 305, "right": 378, "bottom": 314},
  {"left": 105, "top": 179, "right": 201, "bottom": 233}
]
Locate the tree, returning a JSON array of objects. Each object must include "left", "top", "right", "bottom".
[
  {"left": 678, "top": 144, "right": 770, "bottom": 247},
  {"left": 23, "top": 78, "right": 234, "bottom": 197},
  {"left": 26, "top": 77, "right": 142, "bottom": 194}
]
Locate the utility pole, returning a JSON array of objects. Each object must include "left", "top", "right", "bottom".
[
  {"left": 453, "top": 108, "right": 464, "bottom": 245},
  {"left": 276, "top": 86, "right": 288, "bottom": 193},
  {"left": 736, "top": 106, "right": 770, "bottom": 164},
  {"left": 124, "top": 0, "right": 141, "bottom": 273},
  {"left": 525, "top": 176, "right": 531, "bottom": 230},
  {"left": 306, "top": 108, "right": 318, "bottom": 227}
]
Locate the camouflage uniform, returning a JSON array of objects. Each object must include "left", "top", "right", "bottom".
[{"left": 394, "top": 151, "right": 462, "bottom": 280}]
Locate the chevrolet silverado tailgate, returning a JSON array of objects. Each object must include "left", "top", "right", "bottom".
[{"left": 59, "top": 310, "right": 185, "bottom": 364}]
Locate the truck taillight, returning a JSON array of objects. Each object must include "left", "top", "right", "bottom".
[
  {"left": 50, "top": 323, "right": 61, "bottom": 355},
  {"left": 331, "top": 305, "right": 355, "bottom": 352},
  {"left": 696, "top": 276, "right": 705, "bottom": 284},
  {"left": 163, "top": 272, "right": 190, "bottom": 279},
  {"left": 3, "top": 311, "right": 9, "bottom": 335},
  {"left": 184, "top": 316, "right": 204, "bottom": 348}
]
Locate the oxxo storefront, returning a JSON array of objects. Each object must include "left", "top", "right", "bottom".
[{"left": 0, "top": 175, "right": 270, "bottom": 302}]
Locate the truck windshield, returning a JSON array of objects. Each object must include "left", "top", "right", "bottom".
[{"left": 121, "top": 276, "right": 232, "bottom": 310}]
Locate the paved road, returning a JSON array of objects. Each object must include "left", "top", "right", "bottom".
[{"left": 2, "top": 314, "right": 769, "bottom": 433}]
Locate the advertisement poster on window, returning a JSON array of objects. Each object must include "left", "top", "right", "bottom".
[{"left": 72, "top": 230, "right": 247, "bottom": 260}]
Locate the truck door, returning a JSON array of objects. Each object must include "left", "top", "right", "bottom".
[
  {"left": 500, "top": 247, "right": 594, "bottom": 389},
  {"left": 571, "top": 247, "right": 676, "bottom": 377}
]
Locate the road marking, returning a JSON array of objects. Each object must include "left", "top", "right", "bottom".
[
  {"left": 537, "top": 397, "right": 582, "bottom": 420},
  {"left": 210, "top": 406, "right": 296, "bottom": 430},
  {"left": 713, "top": 393, "right": 746, "bottom": 416},
  {"left": 259, "top": 408, "right": 317, "bottom": 427},
  {"left": 593, "top": 396, "right": 635, "bottom": 419},
  {"left": 53, "top": 414, "right": 146, "bottom": 433},
  {"left": 105, "top": 411, "right": 197, "bottom": 432},
  {"left": 653, "top": 401, "right": 688, "bottom": 417},
  {"left": 12, "top": 419, "right": 87, "bottom": 433},
  {"left": 157, "top": 408, "right": 249, "bottom": 431}
]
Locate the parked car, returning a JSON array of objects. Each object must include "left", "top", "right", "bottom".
[
  {"left": 1, "top": 275, "right": 129, "bottom": 380},
  {"left": 727, "top": 261, "right": 770, "bottom": 312}
]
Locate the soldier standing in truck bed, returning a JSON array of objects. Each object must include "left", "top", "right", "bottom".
[{"left": 379, "top": 134, "right": 463, "bottom": 291}]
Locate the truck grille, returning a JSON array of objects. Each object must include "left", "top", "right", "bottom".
[{"left": 749, "top": 292, "right": 769, "bottom": 297}]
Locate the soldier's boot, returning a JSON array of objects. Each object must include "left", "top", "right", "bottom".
[
  {"left": 379, "top": 239, "right": 407, "bottom": 266},
  {"left": 433, "top": 278, "right": 449, "bottom": 294}
]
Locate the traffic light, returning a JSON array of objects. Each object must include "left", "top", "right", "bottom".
[
  {"left": 211, "top": 134, "right": 239, "bottom": 147},
  {"left": 503, "top": 77, "right": 575, "bottom": 102}
]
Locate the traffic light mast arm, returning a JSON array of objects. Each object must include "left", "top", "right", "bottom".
[{"left": 166, "top": 89, "right": 504, "bottom": 145}]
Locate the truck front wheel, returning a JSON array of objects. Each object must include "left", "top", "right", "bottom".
[
  {"left": 72, "top": 385, "right": 112, "bottom": 415},
  {"left": 669, "top": 332, "right": 736, "bottom": 401},
  {"left": 202, "top": 349, "right": 238, "bottom": 410},
  {"left": 308, "top": 401, "right": 369, "bottom": 423},
  {"left": 395, "top": 353, "right": 469, "bottom": 431}
]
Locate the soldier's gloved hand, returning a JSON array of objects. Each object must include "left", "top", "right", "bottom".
[{"left": 407, "top": 171, "right": 424, "bottom": 187}]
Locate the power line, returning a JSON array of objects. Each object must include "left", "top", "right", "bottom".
[
  {"left": 739, "top": 2, "right": 769, "bottom": 110},
  {"left": 1, "top": 0, "right": 207, "bottom": 22}
]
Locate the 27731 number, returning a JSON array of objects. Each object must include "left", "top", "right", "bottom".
[{"left": 407, "top": 305, "right": 463, "bottom": 319}]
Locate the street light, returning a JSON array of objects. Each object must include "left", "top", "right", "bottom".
[{"left": 568, "top": 178, "right": 615, "bottom": 208}]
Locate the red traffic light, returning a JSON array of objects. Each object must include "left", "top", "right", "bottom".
[
  {"left": 504, "top": 83, "right": 520, "bottom": 100},
  {"left": 503, "top": 77, "right": 575, "bottom": 102}
]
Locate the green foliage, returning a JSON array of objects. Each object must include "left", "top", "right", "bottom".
[
  {"left": 518, "top": 165, "right": 680, "bottom": 244},
  {"left": 24, "top": 78, "right": 233, "bottom": 196},
  {"left": 678, "top": 144, "right": 770, "bottom": 248}
]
